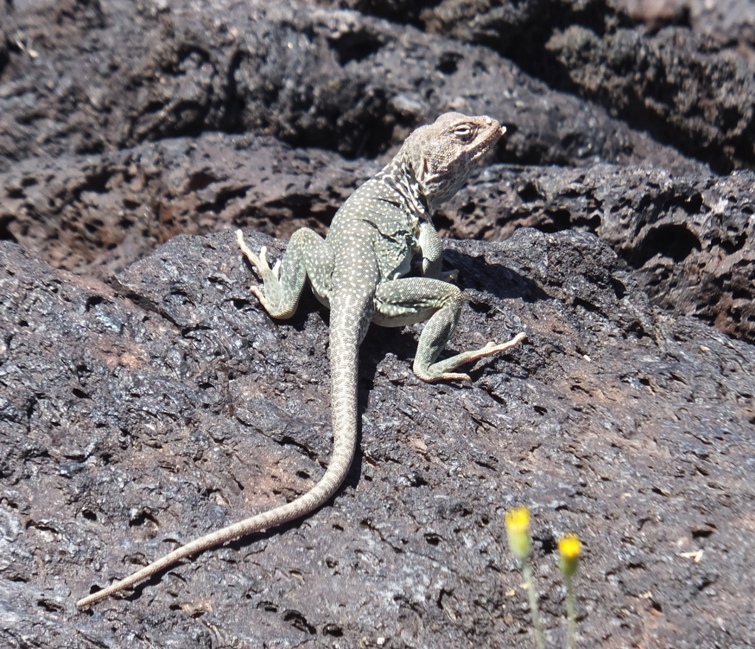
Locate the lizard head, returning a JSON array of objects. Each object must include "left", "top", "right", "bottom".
[{"left": 399, "top": 112, "right": 505, "bottom": 211}]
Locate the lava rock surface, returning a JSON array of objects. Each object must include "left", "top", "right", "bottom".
[{"left": 1, "top": 1, "right": 754, "bottom": 648}]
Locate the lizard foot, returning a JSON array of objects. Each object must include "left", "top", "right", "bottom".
[
  {"left": 237, "top": 230, "right": 281, "bottom": 281},
  {"left": 237, "top": 229, "right": 300, "bottom": 319},
  {"left": 467, "top": 332, "right": 527, "bottom": 361},
  {"left": 414, "top": 332, "right": 526, "bottom": 383}
]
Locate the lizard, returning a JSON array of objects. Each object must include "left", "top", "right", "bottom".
[{"left": 76, "top": 112, "right": 526, "bottom": 608}]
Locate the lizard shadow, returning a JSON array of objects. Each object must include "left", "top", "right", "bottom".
[{"left": 442, "top": 247, "right": 547, "bottom": 304}]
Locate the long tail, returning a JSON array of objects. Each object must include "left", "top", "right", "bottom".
[{"left": 76, "top": 316, "right": 360, "bottom": 608}]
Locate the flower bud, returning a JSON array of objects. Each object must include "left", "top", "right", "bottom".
[{"left": 505, "top": 507, "right": 532, "bottom": 562}]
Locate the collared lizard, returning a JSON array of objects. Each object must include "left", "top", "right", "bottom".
[{"left": 76, "top": 112, "right": 525, "bottom": 608}]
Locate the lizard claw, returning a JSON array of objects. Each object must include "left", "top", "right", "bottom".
[{"left": 462, "top": 333, "right": 526, "bottom": 361}]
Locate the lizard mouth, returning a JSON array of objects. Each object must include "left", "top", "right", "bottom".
[{"left": 470, "top": 124, "right": 505, "bottom": 162}]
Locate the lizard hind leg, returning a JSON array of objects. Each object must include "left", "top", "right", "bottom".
[
  {"left": 416, "top": 331, "right": 527, "bottom": 382},
  {"left": 373, "top": 277, "right": 525, "bottom": 383},
  {"left": 236, "top": 229, "right": 333, "bottom": 320}
]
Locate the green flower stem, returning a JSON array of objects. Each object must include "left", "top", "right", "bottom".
[
  {"left": 522, "top": 561, "right": 546, "bottom": 649},
  {"left": 564, "top": 573, "right": 577, "bottom": 649}
]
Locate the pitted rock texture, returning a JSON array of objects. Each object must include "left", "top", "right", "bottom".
[
  {"left": 2, "top": 230, "right": 754, "bottom": 648},
  {"left": 1, "top": 1, "right": 754, "bottom": 648}
]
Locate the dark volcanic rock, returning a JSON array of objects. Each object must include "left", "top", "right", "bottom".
[
  {"left": 0, "top": 0, "right": 699, "bottom": 171},
  {"left": 2, "top": 0, "right": 755, "bottom": 647},
  {"left": 615, "top": 0, "right": 755, "bottom": 54},
  {"left": 2, "top": 228, "right": 753, "bottom": 648},
  {"left": 545, "top": 25, "right": 755, "bottom": 172},
  {"left": 0, "top": 133, "right": 364, "bottom": 279},
  {"left": 352, "top": 0, "right": 755, "bottom": 172},
  {"left": 439, "top": 163, "right": 755, "bottom": 343}
]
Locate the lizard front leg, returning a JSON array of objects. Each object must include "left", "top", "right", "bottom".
[
  {"left": 373, "top": 277, "right": 525, "bottom": 382},
  {"left": 418, "top": 222, "right": 458, "bottom": 283},
  {"left": 237, "top": 229, "right": 334, "bottom": 319}
]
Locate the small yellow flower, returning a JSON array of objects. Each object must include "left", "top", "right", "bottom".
[
  {"left": 558, "top": 534, "right": 582, "bottom": 577},
  {"left": 505, "top": 506, "right": 532, "bottom": 561}
]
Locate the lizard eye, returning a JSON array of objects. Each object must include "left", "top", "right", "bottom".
[{"left": 452, "top": 124, "right": 475, "bottom": 142}]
